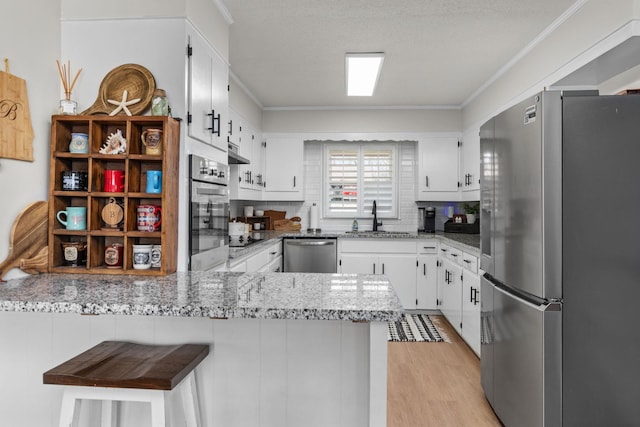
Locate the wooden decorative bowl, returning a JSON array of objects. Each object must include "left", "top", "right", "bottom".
[{"left": 81, "top": 63, "right": 156, "bottom": 116}]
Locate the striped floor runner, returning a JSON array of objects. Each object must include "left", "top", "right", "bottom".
[{"left": 387, "top": 314, "right": 449, "bottom": 342}]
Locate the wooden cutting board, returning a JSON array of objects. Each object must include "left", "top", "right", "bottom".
[
  {"left": 273, "top": 219, "right": 302, "bottom": 231},
  {"left": 0, "top": 201, "right": 48, "bottom": 280},
  {"left": 0, "top": 66, "right": 34, "bottom": 161}
]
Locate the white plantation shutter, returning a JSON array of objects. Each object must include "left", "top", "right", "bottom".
[
  {"left": 327, "top": 148, "right": 359, "bottom": 214},
  {"left": 325, "top": 143, "right": 397, "bottom": 218}
]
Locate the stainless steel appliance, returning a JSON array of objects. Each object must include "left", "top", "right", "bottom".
[
  {"left": 283, "top": 237, "right": 337, "bottom": 273},
  {"left": 189, "top": 154, "right": 229, "bottom": 270},
  {"left": 480, "top": 91, "right": 640, "bottom": 427}
]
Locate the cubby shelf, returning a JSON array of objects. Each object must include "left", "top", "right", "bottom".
[{"left": 48, "top": 115, "right": 180, "bottom": 275}]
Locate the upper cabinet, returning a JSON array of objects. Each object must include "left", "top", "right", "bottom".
[
  {"left": 187, "top": 29, "right": 229, "bottom": 153},
  {"left": 461, "top": 128, "right": 480, "bottom": 193},
  {"left": 416, "top": 136, "right": 460, "bottom": 201},
  {"left": 263, "top": 136, "right": 304, "bottom": 201}
]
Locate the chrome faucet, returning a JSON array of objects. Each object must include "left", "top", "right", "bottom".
[{"left": 372, "top": 200, "right": 382, "bottom": 231}]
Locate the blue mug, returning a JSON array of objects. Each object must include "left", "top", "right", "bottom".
[
  {"left": 146, "top": 170, "right": 162, "bottom": 194},
  {"left": 56, "top": 206, "right": 87, "bottom": 230}
]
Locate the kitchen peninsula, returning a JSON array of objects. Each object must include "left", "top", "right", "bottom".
[{"left": 0, "top": 271, "right": 401, "bottom": 427}]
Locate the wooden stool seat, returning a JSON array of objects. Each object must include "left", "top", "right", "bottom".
[{"left": 43, "top": 341, "right": 210, "bottom": 427}]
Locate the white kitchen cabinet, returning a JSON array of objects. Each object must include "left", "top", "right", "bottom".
[
  {"left": 417, "top": 136, "right": 460, "bottom": 201},
  {"left": 461, "top": 128, "right": 481, "bottom": 193},
  {"left": 416, "top": 241, "right": 439, "bottom": 310},
  {"left": 257, "top": 241, "right": 283, "bottom": 272},
  {"left": 263, "top": 136, "right": 304, "bottom": 201},
  {"left": 437, "top": 244, "right": 463, "bottom": 334},
  {"left": 460, "top": 251, "right": 480, "bottom": 355},
  {"left": 187, "top": 29, "right": 229, "bottom": 153},
  {"left": 461, "top": 266, "right": 481, "bottom": 356},
  {"left": 339, "top": 240, "right": 417, "bottom": 309},
  {"left": 230, "top": 240, "right": 283, "bottom": 273}
]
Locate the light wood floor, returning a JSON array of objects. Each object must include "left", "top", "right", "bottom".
[{"left": 387, "top": 315, "right": 503, "bottom": 427}]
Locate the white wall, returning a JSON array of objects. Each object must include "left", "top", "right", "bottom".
[
  {"left": 462, "top": 0, "right": 640, "bottom": 129},
  {"left": 0, "top": 1, "right": 61, "bottom": 279},
  {"left": 263, "top": 108, "right": 462, "bottom": 133},
  {"left": 229, "top": 78, "right": 263, "bottom": 130}
]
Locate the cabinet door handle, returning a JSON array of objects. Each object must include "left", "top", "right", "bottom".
[
  {"left": 207, "top": 110, "right": 221, "bottom": 137},
  {"left": 373, "top": 264, "right": 376, "bottom": 274},
  {"left": 228, "top": 119, "right": 233, "bottom": 135},
  {"left": 293, "top": 176, "right": 296, "bottom": 188},
  {"left": 382, "top": 264, "right": 385, "bottom": 275},
  {"left": 451, "top": 253, "right": 458, "bottom": 258},
  {"left": 463, "top": 259, "right": 471, "bottom": 264},
  {"left": 425, "top": 176, "right": 429, "bottom": 187},
  {"left": 423, "top": 264, "right": 426, "bottom": 276}
]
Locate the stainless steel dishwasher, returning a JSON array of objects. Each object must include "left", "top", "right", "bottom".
[{"left": 283, "top": 237, "right": 337, "bottom": 273}]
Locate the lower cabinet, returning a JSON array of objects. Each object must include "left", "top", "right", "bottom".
[
  {"left": 437, "top": 243, "right": 481, "bottom": 356},
  {"left": 339, "top": 240, "right": 418, "bottom": 309},
  {"left": 438, "top": 254, "right": 463, "bottom": 335},
  {"left": 416, "top": 241, "right": 438, "bottom": 310},
  {"left": 228, "top": 240, "right": 283, "bottom": 273},
  {"left": 461, "top": 254, "right": 481, "bottom": 355}
]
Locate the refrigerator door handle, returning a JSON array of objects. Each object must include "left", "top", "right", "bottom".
[{"left": 492, "top": 278, "right": 562, "bottom": 312}]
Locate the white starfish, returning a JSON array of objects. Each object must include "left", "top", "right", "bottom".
[{"left": 107, "top": 90, "right": 141, "bottom": 116}]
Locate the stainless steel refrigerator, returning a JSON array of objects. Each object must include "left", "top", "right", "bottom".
[{"left": 480, "top": 90, "right": 640, "bottom": 427}]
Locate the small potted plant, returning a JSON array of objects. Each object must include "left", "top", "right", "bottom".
[{"left": 463, "top": 203, "right": 479, "bottom": 224}]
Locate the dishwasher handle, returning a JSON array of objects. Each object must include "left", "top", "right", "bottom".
[{"left": 285, "top": 240, "right": 335, "bottom": 247}]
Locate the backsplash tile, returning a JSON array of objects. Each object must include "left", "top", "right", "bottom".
[{"left": 231, "top": 141, "right": 476, "bottom": 232}]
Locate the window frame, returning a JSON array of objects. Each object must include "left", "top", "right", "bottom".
[{"left": 323, "top": 141, "right": 399, "bottom": 219}]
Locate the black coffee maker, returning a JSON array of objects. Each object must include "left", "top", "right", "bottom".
[{"left": 418, "top": 207, "right": 436, "bottom": 233}]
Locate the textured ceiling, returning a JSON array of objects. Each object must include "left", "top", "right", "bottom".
[{"left": 223, "top": 0, "right": 577, "bottom": 109}]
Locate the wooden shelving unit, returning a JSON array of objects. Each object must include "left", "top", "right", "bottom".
[{"left": 48, "top": 115, "right": 180, "bottom": 275}]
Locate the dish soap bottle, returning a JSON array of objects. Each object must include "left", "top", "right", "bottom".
[{"left": 352, "top": 218, "right": 359, "bottom": 232}]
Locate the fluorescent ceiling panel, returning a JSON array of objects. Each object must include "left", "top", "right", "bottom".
[{"left": 346, "top": 53, "right": 385, "bottom": 96}]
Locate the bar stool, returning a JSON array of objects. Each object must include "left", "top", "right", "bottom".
[{"left": 43, "top": 341, "right": 210, "bottom": 427}]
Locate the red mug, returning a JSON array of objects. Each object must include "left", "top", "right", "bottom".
[
  {"left": 137, "top": 205, "right": 162, "bottom": 232},
  {"left": 104, "top": 169, "right": 125, "bottom": 192}
]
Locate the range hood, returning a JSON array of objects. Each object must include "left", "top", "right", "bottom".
[{"left": 227, "top": 141, "right": 250, "bottom": 165}]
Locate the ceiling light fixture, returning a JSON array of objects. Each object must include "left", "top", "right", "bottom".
[{"left": 345, "top": 52, "right": 385, "bottom": 97}]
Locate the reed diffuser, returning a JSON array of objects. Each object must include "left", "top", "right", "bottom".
[{"left": 56, "top": 59, "right": 82, "bottom": 115}]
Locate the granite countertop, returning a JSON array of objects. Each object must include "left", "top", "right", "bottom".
[
  {"left": 0, "top": 271, "right": 402, "bottom": 322},
  {"left": 229, "top": 229, "right": 480, "bottom": 262}
]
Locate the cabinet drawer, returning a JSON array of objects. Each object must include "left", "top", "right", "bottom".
[
  {"left": 417, "top": 240, "right": 438, "bottom": 254},
  {"left": 439, "top": 244, "right": 462, "bottom": 264},
  {"left": 462, "top": 252, "right": 478, "bottom": 274},
  {"left": 340, "top": 239, "right": 416, "bottom": 253},
  {"left": 246, "top": 250, "right": 270, "bottom": 272}
]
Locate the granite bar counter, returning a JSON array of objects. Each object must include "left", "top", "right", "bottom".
[
  {"left": 0, "top": 271, "right": 402, "bottom": 321},
  {"left": 0, "top": 271, "right": 401, "bottom": 427}
]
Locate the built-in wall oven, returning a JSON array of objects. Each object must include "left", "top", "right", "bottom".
[{"left": 189, "top": 154, "right": 229, "bottom": 271}]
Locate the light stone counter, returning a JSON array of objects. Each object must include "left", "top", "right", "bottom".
[{"left": 0, "top": 271, "right": 402, "bottom": 322}]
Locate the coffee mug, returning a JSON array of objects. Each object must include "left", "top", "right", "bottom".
[
  {"left": 141, "top": 128, "right": 163, "bottom": 155},
  {"left": 56, "top": 207, "right": 87, "bottom": 230},
  {"left": 61, "top": 241, "right": 87, "bottom": 267},
  {"left": 146, "top": 170, "right": 162, "bottom": 194},
  {"left": 104, "top": 169, "right": 125, "bottom": 192},
  {"left": 104, "top": 243, "right": 124, "bottom": 268},
  {"left": 137, "top": 205, "right": 162, "bottom": 232},
  {"left": 69, "top": 132, "right": 89, "bottom": 154},
  {"left": 132, "top": 244, "right": 153, "bottom": 270},
  {"left": 151, "top": 244, "right": 162, "bottom": 268},
  {"left": 61, "top": 171, "right": 88, "bottom": 191}
]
